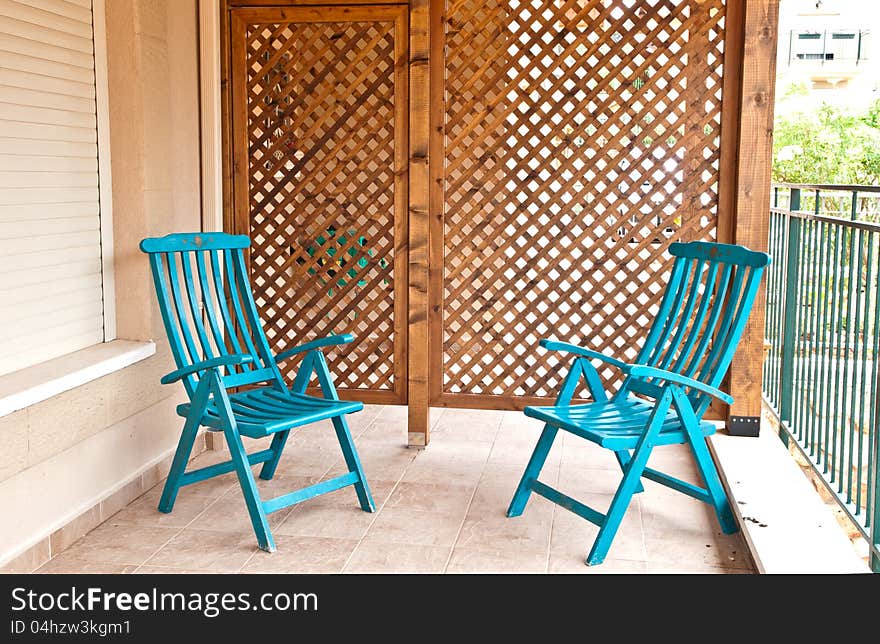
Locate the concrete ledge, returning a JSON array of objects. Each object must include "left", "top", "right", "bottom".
[
  {"left": 0, "top": 340, "right": 156, "bottom": 418},
  {"left": 709, "top": 427, "right": 869, "bottom": 574}
]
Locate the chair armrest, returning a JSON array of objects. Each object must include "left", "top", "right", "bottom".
[
  {"left": 627, "top": 364, "right": 734, "bottom": 405},
  {"left": 539, "top": 339, "right": 628, "bottom": 371},
  {"left": 160, "top": 354, "right": 254, "bottom": 385},
  {"left": 275, "top": 333, "right": 355, "bottom": 363}
]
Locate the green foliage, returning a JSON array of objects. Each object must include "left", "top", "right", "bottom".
[{"left": 772, "top": 98, "right": 880, "bottom": 185}]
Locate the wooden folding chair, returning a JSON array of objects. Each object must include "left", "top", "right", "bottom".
[
  {"left": 140, "top": 232, "right": 374, "bottom": 552},
  {"left": 507, "top": 241, "right": 771, "bottom": 565}
]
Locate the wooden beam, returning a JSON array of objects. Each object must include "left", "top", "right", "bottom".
[
  {"left": 408, "top": 0, "right": 431, "bottom": 446},
  {"left": 729, "top": 0, "right": 779, "bottom": 434},
  {"left": 428, "top": 0, "right": 444, "bottom": 410}
]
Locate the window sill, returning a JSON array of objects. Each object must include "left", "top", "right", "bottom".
[{"left": 0, "top": 340, "right": 156, "bottom": 418}]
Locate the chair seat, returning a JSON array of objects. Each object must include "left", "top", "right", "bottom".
[
  {"left": 177, "top": 386, "right": 364, "bottom": 437},
  {"left": 524, "top": 396, "right": 717, "bottom": 450}
]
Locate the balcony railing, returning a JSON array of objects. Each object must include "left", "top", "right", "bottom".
[{"left": 763, "top": 183, "right": 880, "bottom": 571}]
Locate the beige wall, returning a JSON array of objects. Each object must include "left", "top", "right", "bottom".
[{"left": 0, "top": 0, "right": 203, "bottom": 568}]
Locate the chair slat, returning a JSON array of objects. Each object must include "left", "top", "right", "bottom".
[
  {"left": 208, "top": 248, "right": 247, "bottom": 359},
  {"left": 697, "top": 263, "right": 747, "bottom": 386},
  {"left": 658, "top": 258, "right": 706, "bottom": 370},
  {"left": 682, "top": 261, "right": 733, "bottom": 378},
  {"left": 232, "top": 249, "right": 286, "bottom": 385},
  {"left": 148, "top": 254, "right": 197, "bottom": 397},
  {"left": 671, "top": 259, "right": 719, "bottom": 373},
  {"left": 179, "top": 251, "right": 215, "bottom": 362},
  {"left": 223, "top": 249, "right": 263, "bottom": 366},
  {"left": 165, "top": 253, "right": 201, "bottom": 367},
  {"left": 700, "top": 266, "right": 762, "bottom": 387},
  {"left": 194, "top": 251, "right": 230, "bottom": 370},
  {"left": 222, "top": 367, "right": 278, "bottom": 389},
  {"left": 643, "top": 257, "right": 695, "bottom": 367},
  {"left": 636, "top": 255, "right": 688, "bottom": 364},
  {"left": 140, "top": 232, "right": 250, "bottom": 253}
]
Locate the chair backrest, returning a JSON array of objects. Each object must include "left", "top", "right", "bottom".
[
  {"left": 140, "top": 232, "right": 285, "bottom": 398},
  {"left": 620, "top": 241, "right": 771, "bottom": 417}
]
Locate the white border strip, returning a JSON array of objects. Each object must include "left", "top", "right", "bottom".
[
  {"left": 199, "top": 0, "right": 223, "bottom": 232},
  {"left": 0, "top": 341, "right": 155, "bottom": 418},
  {"left": 92, "top": 0, "right": 117, "bottom": 341}
]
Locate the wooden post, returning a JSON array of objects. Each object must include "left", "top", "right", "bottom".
[
  {"left": 408, "top": 0, "right": 431, "bottom": 446},
  {"left": 728, "top": 0, "right": 779, "bottom": 436}
]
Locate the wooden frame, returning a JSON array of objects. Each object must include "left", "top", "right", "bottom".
[
  {"left": 728, "top": 0, "right": 779, "bottom": 430},
  {"left": 427, "top": 0, "right": 737, "bottom": 422},
  {"left": 216, "top": 0, "right": 780, "bottom": 443},
  {"left": 225, "top": 3, "right": 410, "bottom": 407},
  {"left": 407, "top": 0, "right": 430, "bottom": 444}
]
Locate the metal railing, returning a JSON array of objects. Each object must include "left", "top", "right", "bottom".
[{"left": 763, "top": 183, "right": 880, "bottom": 572}]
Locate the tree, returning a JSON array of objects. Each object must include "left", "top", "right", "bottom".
[{"left": 772, "top": 98, "right": 880, "bottom": 186}]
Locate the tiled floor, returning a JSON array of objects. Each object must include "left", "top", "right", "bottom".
[{"left": 35, "top": 405, "right": 755, "bottom": 574}]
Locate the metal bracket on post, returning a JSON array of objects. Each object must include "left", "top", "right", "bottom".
[{"left": 728, "top": 416, "right": 761, "bottom": 437}]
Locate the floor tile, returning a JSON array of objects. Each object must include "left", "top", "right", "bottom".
[
  {"left": 548, "top": 555, "right": 648, "bottom": 574},
  {"left": 550, "top": 496, "right": 647, "bottom": 561},
  {"left": 557, "top": 466, "right": 627, "bottom": 496},
  {"left": 468, "top": 482, "right": 553, "bottom": 520},
  {"left": 456, "top": 510, "right": 552, "bottom": 555},
  {"left": 644, "top": 529, "right": 753, "bottom": 571},
  {"left": 274, "top": 503, "right": 377, "bottom": 540},
  {"left": 133, "top": 566, "right": 229, "bottom": 574},
  {"left": 344, "top": 539, "right": 451, "bottom": 573},
  {"left": 106, "top": 488, "right": 217, "bottom": 529},
  {"left": 383, "top": 481, "right": 474, "bottom": 515},
  {"left": 186, "top": 489, "right": 294, "bottom": 534},
  {"left": 145, "top": 529, "right": 259, "bottom": 572},
  {"left": 365, "top": 508, "right": 464, "bottom": 547},
  {"left": 402, "top": 455, "right": 486, "bottom": 487},
  {"left": 62, "top": 523, "right": 180, "bottom": 566},
  {"left": 242, "top": 536, "right": 358, "bottom": 574},
  {"left": 645, "top": 561, "right": 753, "bottom": 574},
  {"left": 479, "top": 463, "right": 558, "bottom": 489},
  {"left": 35, "top": 554, "right": 137, "bottom": 574},
  {"left": 308, "top": 478, "right": 398, "bottom": 508},
  {"left": 446, "top": 547, "right": 547, "bottom": 573},
  {"left": 36, "top": 406, "right": 755, "bottom": 575}
]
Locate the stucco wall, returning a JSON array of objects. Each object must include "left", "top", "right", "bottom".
[{"left": 0, "top": 0, "right": 202, "bottom": 568}]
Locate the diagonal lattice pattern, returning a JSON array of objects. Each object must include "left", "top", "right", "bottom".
[
  {"left": 440, "top": 0, "right": 726, "bottom": 399},
  {"left": 242, "top": 19, "right": 400, "bottom": 396}
]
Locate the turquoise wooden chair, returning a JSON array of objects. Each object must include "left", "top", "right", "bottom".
[
  {"left": 140, "top": 232, "right": 374, "bottom": 552},
  {"left": 507, "top": 241, "right": 771, "bottom": 566}
]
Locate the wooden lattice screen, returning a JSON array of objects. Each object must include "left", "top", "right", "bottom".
[
  {"left": 433, "top": 0, "right": 728, "bottom": 404},
  {"left": 230, "top": 6, "right": 408, "bottom": 403}
]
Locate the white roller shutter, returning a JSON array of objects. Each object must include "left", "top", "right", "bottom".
[{"left": 0, "top": 0, "right": 108, "bottom": 376}]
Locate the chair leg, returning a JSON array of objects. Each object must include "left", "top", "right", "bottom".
[
  {"left": 331, "top": 415, "right": 375, "bottom": 512},
  {"left": 688, "top": 433, "right": 738, "bottom": 534},
  {"left": 587, "top": 442, "right": 653, "bottom": 565},
  {"left": 671, "top": 387, "right": 737, "bottom": 535},
  {"left": 158, "top": 376, "right": 211, "bottom": 514},
  {"left": 157, "top": 413, "right": 201, "bottom": 513},
  {"left": 508, "top": 423, "right": 559, "bottom": 517},
  {"left": 587, "top": 393, "right": 672, "bottom": 565},
  {"left": 260, "top": 351, "right": 316, "bottom": 481},
  {"left": 210, "top": 373, "right": 275, "bottom": 552},
  {"left": 614, "top": 450, "right": 644, "bottom": 494},
  {"left": 258, "top": 430, "right": 290, "bottom": 481},
  {"left": 224, "top": 423, "right": 276, "bottom": 552}
]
